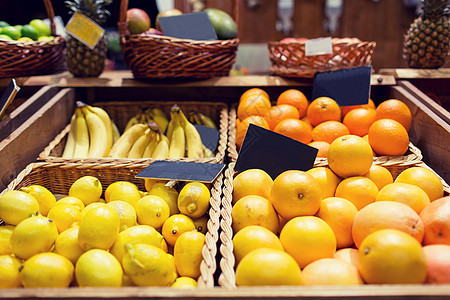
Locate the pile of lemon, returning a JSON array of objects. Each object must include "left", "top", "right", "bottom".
[
  {"left": 0, "top": 176, "right": 211, "bottom": 288},
  {"left": 0, "top": 19, "right": 54, "bottom": 42}
]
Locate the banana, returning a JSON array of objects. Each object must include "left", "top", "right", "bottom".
[
  {"left": 168, "top": 107, "right": 186, "bottom": 158},
  {"left": 82, "top": 106, "right": 108, "bottom": 158},
  {"left": 62, "top": 114, "right": 77, "bottom": 158},
  {"left": 149, "top": 108, "right": 169, "bottom": 133},
  {"left": 87, "top": 105, "right": 113, "bottom": 156},
  {"left": 72, "top": 108, "right": 89, "bottom": 158},
  {"left": 198, "top": 112, "right": 217, "bottom": 129},
  {"left": 143, "top": 131, "right": 159, "bottom": 158},
  {"left": 124, "top": 115, "right": 141, "bottom": 133},
  {"left": 152, "top": 132, "right": 170, "bottom": 159},
  {"left": 165, "top": 118, "right": 174, "bottom": 141},
  {"left": 112, "top": 121, "right": 120, "bottom": 145},
  {"left": 178, "top": 108, "right": 204, "bottom": 159},
  {"left": 203, "top": 144, "right": 215, "bottom": 158},
  {"left": 128, "top": 128, "right": 153, "bottom": 159},
  {"left": 109, "top": 123, "right": 148, "bottom": 158}
]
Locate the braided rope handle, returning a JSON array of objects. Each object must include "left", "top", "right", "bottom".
[{"left": 43, "top": 0, "right": 57, "bottom": 36}]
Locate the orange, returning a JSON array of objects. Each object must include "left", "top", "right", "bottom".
[
  {"left": 335, "top": 176, "right": 379, "bottom": 210},
  {"left": 358, "top": 229, "right": 427, "bottom": 284},
  {"left": 352, "top": 201, "right": 424, "bottom": 248},
  {"left": 235, "top": 115, "right": 270, "bottom": 149},
  {"left": 301, "top": 258, "right": 363, "bottom": 285},
  {"left": 316, "top": 197, "right": 358, "bottom": 249},
  {"left": 419, "top": 196, "right": 450, "bottom": 245},
  {"left": 334, "top": 248, "right": 359, "bottom": 269},
  {"left": 423, "top": 244, "right": 450, "bottom": 283},
  {"left": 395, "top": 167, "right": 444, "bottom": 201},
  {"left": 306, "top": 97, "right": 341, "bottom": 126},
  {"left": 280, "top": 216, "right": 336, "bottom": 268},
  {"left": 300, "top": 115, "right": 313, "bottom": 129},
  {"left": 362, "top": 134, "right": 376, "bottom": 156},
  {"left": 231, "top": 195, "right": 279, "bottom": 234},
  {"left": 375, "top": 99, "right": 412, "bottom": 131},
  {"left": 362, "top": 164, "right": 393, "bottom": 190},
  {"left": 368, "top": 119, "right": 409, "bottom": 156},
  {"left": 308, "top": 141, "right": 330, "bottom": 158},
  {"left": 341, "top": 98, "right": 376, "bottom": 118},
  {"left": 327, "top": 135, "right": 373, "bottom": 178},
  {"left": 376, "top": 182, "right": 430, "bottom": 214},
  {"left": 342, "top": 108, "right": 377, "bottom": 137},
  {"left": 269, "top": 170, "right": 322, "bottom": 220},
  {"left": 306, "top": 167, "right": 341, "bottom": 199},
  {"left": 311, "top": 121, "right": 350, "bottom": 144},
  {"left": 235, "top": 248, "right": 303, "bottom": 286},
  {"left": 264, "top": 104, "right": 300, "bottom": 130},
  {"left": 273, "top": 118, "right": 312, "bottom": 144},
  {"left": 239, "top": 88, "right": 269, "bottom": 103},
  {"left": 237, "top": 94, "right": 271, "bottom": 121},
  {"left": 277, "top": 89, "right": 309, "bottom": 118},
  {"left": 232, "top": 169, "right": 273, "bottom": 204}
]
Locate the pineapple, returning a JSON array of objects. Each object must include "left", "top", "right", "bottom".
[
  {"left": 403, "top": 0, "right": 449, "bottom": 68},
  {"left": 65, "top": 0, "right": 112, "bottom": 77}
]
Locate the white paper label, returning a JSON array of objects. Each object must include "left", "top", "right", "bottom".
[{"left": 305, "top": 37, "right": 333, "bottom": 56}]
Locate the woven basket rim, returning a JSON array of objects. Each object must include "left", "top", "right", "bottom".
[{"left": 124, "top": 33, "right": 240, "bottom": 45}]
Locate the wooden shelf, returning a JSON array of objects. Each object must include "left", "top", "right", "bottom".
[{"left": 379, "top": 68, "right": 450, "bottom": 79}]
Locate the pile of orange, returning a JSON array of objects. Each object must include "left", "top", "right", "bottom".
[{"left": 236, "top": 88, "right": 413, "bottom": 157}]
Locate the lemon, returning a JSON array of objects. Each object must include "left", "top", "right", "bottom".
[
  {"left": 0, "top": 190, "right": 39, "bottom": 225},
  {"left": 75, "top": 249, "right": 123, "bottom": 287},
  {"left": 192, "top": 215, "right": 208, "bottom": 234},
  {"left": 56, "top": 196, "right": 85, "bottom": 211},
  {"left": 10, "top": 215, "right": 58, "bottom": 260},
  {"left": 105, "top": 181, "right": 139, "bottom": 203},
  {"left": 69, "top": 176, "right": 103, "bottom": 206},
  {"left": 0, "top": 255, "right": 22, "bottom": 288},
  {"left": 108, "top": 183, "right": 142, "bottom": 207},
  {"left": 148, "top": 182, "right": 179, "bottom": 215},
  {"left": 37, "top": 36, "right": 54, "bottom": 42},
  {"left": 171, "top": 276, "right": 198, "bottom": 288},
  {"left": 81, "top": 202, "right": 105, "bottom": 218},
  {"left": 19, "top": 185, "right": 56, "bottom": 217},
  {"left": 162, "top": 214, "right": 196, "bottom": 247},
  {"left": 110, "top": 225, "right": 164, "bottom": 264},
  {"left": 122, "top": 243, "right": 177, "bottom": 286},
  {"left": 47, "top": 203, "right": 82, "bottom": 233},
  {"left": 54, "top": 226, "right": 84, "bottom": 265},
  {"left": 161, "top": 238, "right": 169, "bottom": 253},
  {"left": 78, "top": 205, "right": 120, "bottom": 251},
  {"left": 174, "top": 231, "right": 205, "bottom": 279},
  {"left": 20, "top": 252, "right": 73, "bottom": 288},
  {"left": 145, "top": 179, "right": 166, "bottom": 192},
  {"left": 17, "top": 37, "right": 33, "bottom": 42},
  {"left": 106, "top": 200, "right": 137, "bottom": 231},
  {"left": 0, "top": 225, "right": 15, "bottom": 255},
  {"left": 29, "top": 19, "right": 51, "bottom": 37},
  {"left": 122, "top": 274, "right": 136, "bottom": 286},
  {"left": 177, "top": 182, "right": 211, "bottom": 218},
  {"left": 135, "top": 195, "right": 170, "bottom": 229}
]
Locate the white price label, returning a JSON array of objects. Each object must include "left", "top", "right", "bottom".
[{"left": 305, "top": 37, "right": 333, "bottom": 56}]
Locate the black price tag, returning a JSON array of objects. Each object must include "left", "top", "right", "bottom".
[
  {"left": 0, "top": 79, "right": 20, "bottom": 120},
  {"left": 159, "top": 11, "right": 217, "bottom": 40},
  {"left": 195, "top": 124, "right": 220, "bottom": 152}
]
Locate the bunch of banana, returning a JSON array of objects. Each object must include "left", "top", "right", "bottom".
[
  {"left": 188, "top": 111, "right": 217, "bottom": 129},
  {"left": 62, "top": 103, "right": 115, "bottom": 158},
  {"left": 123, "top": 107, "right": 169, "bottom": 134}
]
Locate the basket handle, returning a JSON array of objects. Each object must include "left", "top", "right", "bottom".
[{"left": 43, "top": 0, "right": 57, "bottom": 36}]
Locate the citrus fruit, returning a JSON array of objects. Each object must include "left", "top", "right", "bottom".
[
  {"left": 135, "top": 195, "right": 170, "bottom": 229},
  {"left": 232, "top": 195, "right": 279, "bottom": 234},
  {"left": 232, "top": 168, "right": 273, "bottom": 204},
  {"left": 235, "top": 248, "right": 302, "bottom": 286},
  {"left": 239, "top": 88, "right": 269, "bottom": 103},
  {"left": 192, "top": 215, "right": 208, "bottom": 234},
  {"left": 327, "top": 135, "right": 373, "bottom": 178},
  {"left": 0, "top": 255, "right": 22, "bottom": 288},
  {"left": 20, "top": 24, "right": 39, "bottom": 40},
  {"left": 395, "top": 166, "right": 444, "bottom": 201},
  {"left": 29, "top": 19, "right": 51, "bottom": 37},
  {"left": 237, "top": 94, "right": 271, "bottom": 121},
  {"left": 264, "top": 104, "right": 300, "bottom": 130},
  {"left": 19, "top": 185, "right": 56, "bottom": 216},
  {"left": 306, "top": 97, "right": 341, "bottom": 126},
  {"left": 273, "top": 118, "right": 313, "bottom": 144},
  {"left": 301, "top": 258, "right": 363, "bottom": 285},
  {"left": 362, "top": 164, "right": 393, "bottom": 190},
  {"left": 335, "top": 176, "right": 379, "bottom": 210},
  {"left": 69, "top": 176, "right": 102, "bottom": 205},
  {"left": 171, "top": 276, "right": 198, "bottom": 288},
  {"left": 423, "top": 244, "right": 450, "bottom": 283},
  {"left": 334, "top": 247, "right": 359, "bottom": 268},
  {"left": 362, "top": 134, "right": 377, "bottom": 156},
  {"left": 308, "top": 141, "right": 330, "bottom": 158},
  {"left": 420, "top": 196, "right": 450, "bottom": 245},
  {"left": 236, "top": 115, "right": 270, "bottom": 149},
  {"left": 20, "top": 253, "right": 73, "bottom": 288},
  {"left": 56, "top": 196, "right": 85, "bottom": 211},
  {"left": 107, "top": 182, "right": 142, "bottom": 207},
  {"left": 341, "top": 98, "right": 376, "bottom": 118},
  {"left": 81, "top": 202, "right": 105, "bottom": 218},
  {"left": 280, "top": 216, "right": 336, "bottom": 268},
  {"left": 358, "top": 229, "right": 427, "bottom": 284},
  {"left": 105, "top": 181, "right": 139, "bottom": 203},
  {"left": 352, "top": 201, "right": 424, "bottom": 248},
  {"left": 47, "top": 203, "right": 82, "bottom": 233},
  {"left": 16, "top": 37, "right": 32, "bottom": 42},
  {"left": 106, "top": 200, "right": 137, "bottom": 231},
  {"left": 270, "top": 170, "right": 322, "bottom": 220},
  {"left": 368, "top": 119, "right": 409, "bottom": 156},
  {"left": 174, "top": 231, "right": 205, "bottom": 279},
  {"left": 161, "top": 214, "right": 196, "bottom": 247},
  {"left": 276, "top": 89, "right": 309, "bottom": 118},
  {"left": 1, "top": 26, "right": 20, "bottom": 40},
  {"left": 343, "top": 108, "right": 377, "bottom": 137},
  {"left": 376, "top": 182, "right": 430, "bottom": 214},
  {"left": 54, "top": 226, "right": 84, "bottom": 265},
  {"left": 306, "top": 167, "right": 341, "bottom": 199},
  {"left": 148, "top": 182, "right": 179, "bottom": 216},
  {"left": 0, "top": 225, "right": 15, "bottom": 255},
  {"left": 375, "top": 99, "right": 412, "bottom": 131},
  {"left": 0, "top": 190, "right": 39, "bottom": 225},
  {"left": 75, "top": 249, "right": 123, "bottom": 287},
  {"left": 0, "top": 34, "right": 13, "bottom": 41},
  {"left": 144, "top": 178, "right": 165, "bottom": 192},
  {"left": 232, "top": 225, "right": 284, "bottom": 264},
  {"left": 177, "top": 182, "right": 211, "bottom": 218},
  {"left": 311, "top": 120, "right": 350, "bottom": 144}
]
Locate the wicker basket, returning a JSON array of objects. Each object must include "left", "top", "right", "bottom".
[
  {"left": 0, "top": 160, "right": 223, "bottom": 288},
  {"left": 117, "top": 0, "right": 239, "bottom": 79},
  {"left": 39, "top": 101, "right": 228, "bottom": 164},
  {"left": 268, "top": 38, "right": 376, "bottom": 78},
  {"left": 0, "top": 0, "right": 65, "bottom": 78}
]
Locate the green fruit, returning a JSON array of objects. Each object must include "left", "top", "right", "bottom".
[
  {"left": 0, "top": 21, "right": 10, "bottom": 28},
  {"left": 0, "top": 34, "right": 13, "bottom": 41},
  {"left": 29, "top": 19, "right": 51, "bottom": 37},
  {"left": 1, "top": 26, "right": 21, "bottom": 40},
  {"left": 21, "top": 24, "right": 39, "bottom": 40},
  {"left": 205, "top": 8, "right": 237, "bottom": 40},
  {"left": 14, "top": 25, "right": 23, "bottom": 32},
  {"left": 38, "top": 36, "right": 54, "bottom": 42}
]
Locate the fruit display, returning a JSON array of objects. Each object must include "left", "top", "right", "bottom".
[{"left": 0, "top": 19, "right": 53, "bottom": 42}]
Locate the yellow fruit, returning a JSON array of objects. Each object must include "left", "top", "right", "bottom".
[
  {"left": 232, "top": 225, "right": 283, "bottom": 264},
  {"left": 148, "top": 183, "right": 179, "bottom": 216},
  {"left": 78, "top": 205, "right": 120, "bottom": 251},
  {"left": 270, "top": 170, "right": 322, "bottom": 220},
  {"left": 235, "top": 248, "right": 303, "bottom": 286},
  {"left": 0, "top": 225, "right": 15, "bottom": 255},
  {"left": 135, "top": 195, "right": 170, "bottom": 229},
  {"left": 395, "top": 166, "right": 444, "bottom": 201},
  {"left": 0, "top": 190, "right": 39, "bottom": 225},
  {"left": 56, "top": 196, "right": 85, "bottom": 211},
  {"left": 69, "top": 176, "right": 102, "bottom": 205},
  {"left": 20, "top": 253, "right": 74, "bottom": 288},
  {"left": 306, "top": 167, "right": 342, "bottom": 199},
  {"left": 376, "top": 183, "right": 430, "bottom": 214},
  {"left": 335, "top": 176, "right": 379, "bottom": 210},
  {"left": 75, "top": 249, "right": 123, "bottom": 287},
  {"left": 174, "top": 231, "right": 205, "bottom": 279},
  {"left": 334, "top": 248, "right": 359, "bottom": 269},
  {"left": 231, "top": 195, "right": 279, "bottom": 234},
  {"left": 162, "top": 214, "right": 196, "bottom": 247},
  {"left": 177, "top": 182, "right": 211, "bottom": 218},
  {"left": 122, "top": 243, "right": 177, "bottom": 286},
  {"left": 301, "top": 258, "right": 363, "bottom": 285},
  {"left": 232, "top": 169, "right": 273, "bottom": 204},
  {"left": 362, "top": 164, "right": 393, "bottom": 190},
  {"left": 280, "top": 216, "right": 336, "bottom": 268},
  {"left": 10, "top": 215, "right": 58, "bottom": 260},
  {"left": 19, "top": 185, "right": 56, "bottom": 216},
  {"left": 0, "top": 255, "right": 22, "bottom": 288},
  {"left": 192, "top": 215, "right": 208, "bottom": 235},
  {"left": 171, "top": 276, "right": 197, "bottom": 288},
  {"left": 108, "top": 183, "right": 142, "bottom": 207},
  {"left": 54, "top": 226, "right": 84, "bottom": 265},
  {"left": 105, "top": 181, "right": 139, "bottom": 203},
  {"left": 358, "top": 229, "right": 427, "bottom": 284},
  {"left": 81, "top": 202, "right": 105, "bottom": 218},
  {"left": 110, "top": 225, "right": 164, "bottom": 264},
  {"left": 144, "top": 178, "right": 166, "bottom": 192},
  {"left": 47, "top": 203, "right": 82, "bottom": 233},
  {"left": 106, "top": 200, "right": 137, "bottom": 231}
]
